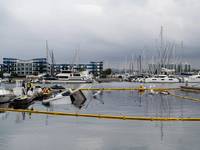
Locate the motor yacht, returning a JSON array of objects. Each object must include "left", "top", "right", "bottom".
[
  {"left": 184, "top": 72, "right": 200, "bottom": 83},
  {"left": 44, "top": 70, "right": 93, "bottom": 83},
  {"left": 144, "top": 75, "right": 179, "bottom": 83}
]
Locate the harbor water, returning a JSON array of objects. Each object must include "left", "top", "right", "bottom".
[{"left": 1, "top": 82, "right": 200, "bottom": 150}]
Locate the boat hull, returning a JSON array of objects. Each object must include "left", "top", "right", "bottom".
[
  {"left": 0, "top": 95, "right": 15, "bottom": 104},
  {"left": 144, "top": 79, "right": 179, "bottom": 83},
  {"left": 9, "top": 97, "right": 35, "bottom": 109},
  {"left": 43, "top": 79, "right": 93, "bottom": 84},
  {"left": 42, "top": 95, "right": 71, "bottom": 105},
  {"left": 184, "top": 78, "right": 200, "bottom": 83}
]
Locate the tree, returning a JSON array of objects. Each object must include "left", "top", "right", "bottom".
[
  {"left": 101, "top": 68, "right": 112, "bottom": 78},
  {"left": 104, "top": 68, "right": 112, "bottom": 75},
  {"left": 0, "top": 71, "right": 3, "bottom": 78},
  {"left": 10, "top": 72, "right": 18, "bottom": 78}
]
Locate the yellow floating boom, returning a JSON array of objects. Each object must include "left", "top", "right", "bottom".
[
  {"left": 79, "top": 87, "right": 179, "bottom": 91},
  {"left": 169, "top": 93, "right": 200, "bottom": 103},
  {"left": 1, "top": 108, "right": 200, "bottom": 121}
]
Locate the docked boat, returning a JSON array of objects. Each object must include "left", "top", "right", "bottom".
[
  {"left": 50, "top": 85, "right": 66, "bottom": 93},
  {"left": 144, "top": 75, "right": 179, "bottom": 83},
  {"left": 44, "top": 70, "right": 93, "bottom": 83},
  {"left": 0, "top": 89, "right": 16, "bottom": 104},
  {"left": 184, "top": 72, "right": 200, "bottom": 83}
]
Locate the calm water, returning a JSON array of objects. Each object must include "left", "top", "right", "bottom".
[{"left": 1, "top": 82, "right": 200, "bottom": 150}]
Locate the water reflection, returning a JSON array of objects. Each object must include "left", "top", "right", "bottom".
[{"left": 0, "top": 103, "right": 9, "bottom": 120}]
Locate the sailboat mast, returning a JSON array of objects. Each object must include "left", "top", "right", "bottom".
[
  {"left": 160, "top": 26, "right": 163, "bottom": 51},
  {"left": 45, "top": 40, "right": 50, "bottom": 74}
]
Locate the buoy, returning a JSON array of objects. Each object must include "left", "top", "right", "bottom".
[{"left": 138, "top": 85, "right": 145, "bottom": 92}]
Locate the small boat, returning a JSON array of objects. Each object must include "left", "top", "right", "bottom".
[
  {"left": 0, "top": 89, "right": 16, "bottom": 104},
  {"left": 148, "top": 85, "right": 159, "bottom": 95},
  {"left": 33, "top": 87, "right": 52, "bottom": 101},
  {"left": 144, "top": 75, "right": 179, "bottom": 83},
  {"left": 50, "top": 85, "right": 66, "bottom": 93},
  {"left": 51, "top": 85, "right": 65, "bottom": 90},
  {"left": 9, "top": 96, "right": 35, "bottom": 109},
  {"left": 92, "top": 90, "right": 103, "bottom": 99}
]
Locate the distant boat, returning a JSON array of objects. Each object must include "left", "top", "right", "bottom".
[
  {"left": 144, "top": 75, "right": 179, "bottom": 83},
  {"left": 44, "top": 70, "right": 93, "bottom": 83},
  {"left": 184, "top": 72, "right": 200, "bottom": 83}
]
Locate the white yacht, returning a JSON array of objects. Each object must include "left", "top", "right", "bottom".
[
  {"left": 55, "top": 70, "right": 93, "bottom": 83},
  {"left": 0, "top": 89, "right": 16, "bottom": 104},
  {"left": 184, "top": 72, "right": 200, "bottom": 83},
  {"left": 144, "top": 75, "right": 179, "bottom": 83}
]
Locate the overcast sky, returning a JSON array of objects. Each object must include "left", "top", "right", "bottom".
[{"left": 0, "top": 0, "right": 200, "bottom": 68}]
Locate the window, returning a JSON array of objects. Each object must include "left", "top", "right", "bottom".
[{"left": 73, "top": 73, "right": 81, "bottom": 76}]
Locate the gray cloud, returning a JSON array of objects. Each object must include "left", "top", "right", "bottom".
[{"left": 0, "top": 0, "right": 199, "bottom": 68}]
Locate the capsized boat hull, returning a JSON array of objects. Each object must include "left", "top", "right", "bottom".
[
  {"left": 9, "top": 97, "right": 35, "bottom": 109},
  {"left": 42, "top": 90, "right": 71, "bottom": 105},
  {"left": 42, "top": 89, "right": 87, "bottom": 108}
]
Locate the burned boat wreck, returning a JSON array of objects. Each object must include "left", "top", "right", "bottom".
[{"left": 42, "top": 88, "right": 87, "bottom": 108}]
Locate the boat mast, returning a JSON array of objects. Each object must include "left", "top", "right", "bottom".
[
  {"left": 45, "top": 40, "right": 49, "bottom": 74},
  {"left": 45, "top": 40, "right": 49, "bottom": 63},
  {"left": 50, "top": 50, "right": 55, "bottom": 76},
  {"left": 159, "top": 26, "right": 164, "bottom": 74}
]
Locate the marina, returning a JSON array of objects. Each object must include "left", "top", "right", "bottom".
[
  {"left": 1, "top": 81, "right": 200, "bottom": 150},
  {"left": 1, "top": 0, "right": 200, "bottom": 149}
]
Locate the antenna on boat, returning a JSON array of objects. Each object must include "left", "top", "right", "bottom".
[{"left": 45, "top": 40, "right": 49, "bottom": 63}]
